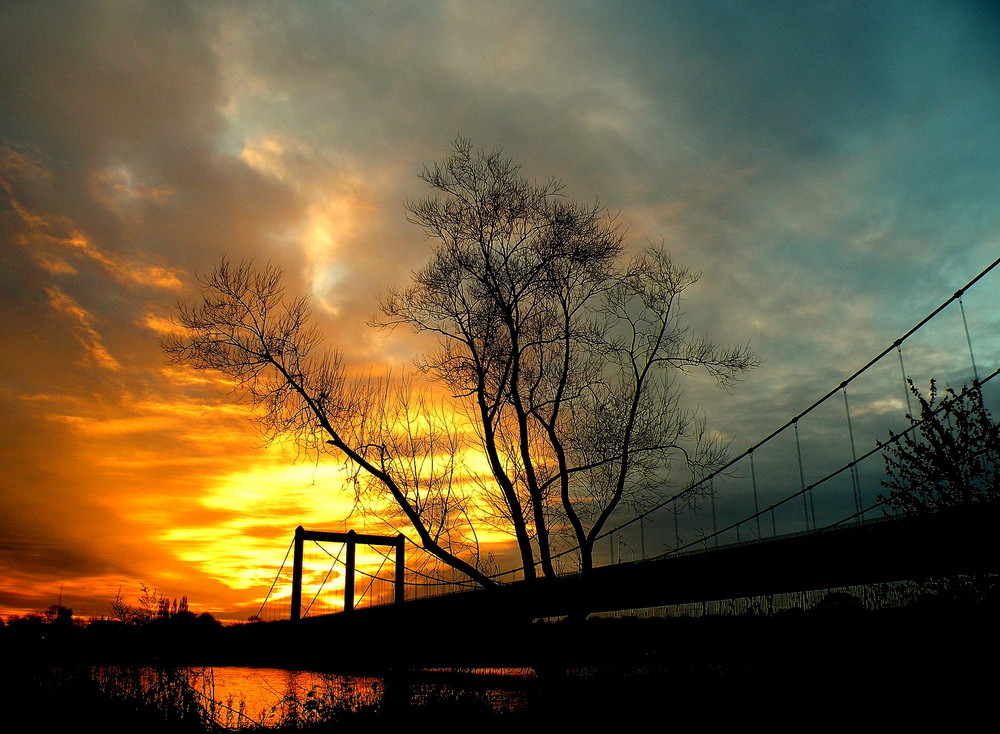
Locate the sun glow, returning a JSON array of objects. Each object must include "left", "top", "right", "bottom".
[{"left": 159, "top": 457, "right": 361, "bottom": 590}]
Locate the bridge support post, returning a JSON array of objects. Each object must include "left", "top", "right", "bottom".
[
  {"left": 344, "top": 530, "right": 356, "bottom": 613},
  {"left": 395, "top": 534, "right": 405, "bottom": 605},
  {"left": 287, "top": 527, "right": 408, "bottom": 617},
  {"left": 291, "top": 526, "right": 304, "bottom": 622}
]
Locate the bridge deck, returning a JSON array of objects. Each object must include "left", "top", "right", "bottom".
[{"left": 312, "top": 502, "right": 998, "bottom": 625}]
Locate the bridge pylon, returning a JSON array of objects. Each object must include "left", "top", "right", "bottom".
[{"left": 290, "top": 527, "right": 405, "bottom": 621}]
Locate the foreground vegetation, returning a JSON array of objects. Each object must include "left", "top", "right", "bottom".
[{"left": 4, "top": 580, "right": 996, "bottom": 729}]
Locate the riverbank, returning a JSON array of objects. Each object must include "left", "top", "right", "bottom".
[{"left": 4, "top": 591, "right": 996, "bottom": 728}]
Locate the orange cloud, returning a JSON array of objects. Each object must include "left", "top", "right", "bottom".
[
  {"left": 2, "top": 149, "right": 185, "bottom": 291},
  {"left": 60, "top": 230, "right": 185, "bottom": 290},
  {"left": 141, "top": 313, "right": 181, "bottom": 335},
  {"left": 45, "top": 285, "right": 123, "bottom": 371}
]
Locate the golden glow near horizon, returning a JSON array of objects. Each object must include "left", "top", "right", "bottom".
[
  {"left": 0, "top": 293, "right": 523, "bottom": 620},
  {"left": 167, "top": 460, "right": 360, "bottom": 590}
]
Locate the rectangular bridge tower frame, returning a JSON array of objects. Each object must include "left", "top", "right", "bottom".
[{"left": 290, "top": 527, "right": 405, "bottom": 621}]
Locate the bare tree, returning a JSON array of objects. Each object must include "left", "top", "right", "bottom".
[
  {"left": 162, "top": 259, "right": 494, "bottom": 586},
  {"left": 164, "top": 139, "right": 757, "bottom": 586},
  {"left": 377, "top": 138, "right": 758, "bottom": 577}
]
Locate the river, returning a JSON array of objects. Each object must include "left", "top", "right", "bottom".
[{"left": 183, "top": 666, "right": 535, "bottom": 727}]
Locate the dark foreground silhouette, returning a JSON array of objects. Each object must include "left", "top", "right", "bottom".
[{"left": 3, "top": 581, "right": 996, "bottom": 729}]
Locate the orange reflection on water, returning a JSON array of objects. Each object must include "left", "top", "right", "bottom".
[
  {"left": 190, "top": 667, "right": 383, "bottom": 727},
  {"left": 186, "top": 665, "right": 533, "bottom": 726}
]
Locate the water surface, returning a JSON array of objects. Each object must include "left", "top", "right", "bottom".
[{"left": 186, "top": 666, "right": 533, "bottom": 726}]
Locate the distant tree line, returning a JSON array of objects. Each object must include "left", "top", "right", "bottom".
[{"left": 1, "top": 587, "right": 223, "bottom": 665}]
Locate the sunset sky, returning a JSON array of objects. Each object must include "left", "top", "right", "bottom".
[{"left": 3, "top": 0, "right": 1000, "bottom": 621}]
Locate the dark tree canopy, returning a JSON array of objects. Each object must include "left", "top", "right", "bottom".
[{"left": 879, "top": 379, "right": 1000, "bottom": 515}]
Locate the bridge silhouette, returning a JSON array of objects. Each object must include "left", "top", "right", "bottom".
[{"left": 253, "top": 256, "right": 1000, "bottom": 623}]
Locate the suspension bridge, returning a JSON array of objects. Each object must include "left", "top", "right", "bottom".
[{"left": 251, "top": 256, "right": 1000, "bottom": 625}]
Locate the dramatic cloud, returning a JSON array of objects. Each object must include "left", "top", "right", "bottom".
[{"left": 2, "top": 0, "right": 1000, "bottom": 619}]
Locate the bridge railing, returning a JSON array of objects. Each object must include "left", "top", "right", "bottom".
[
  {"left": 256, "top": 258, "right": 1000, "bottom": 617},
  {"left": 592, "top": 255, "right": 1000, "bottom": 566}
]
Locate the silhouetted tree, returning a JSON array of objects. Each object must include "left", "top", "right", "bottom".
[
  {"left": 380, "top": 138, "right": 758, "bottom": 576},
  {"left": 879, "top": 379, "right": 1000, "bottom": 515},
  {"left": 44, "top": 604, "right": 74, "bottom": 625},
  {"left": 108, "top": 585, "right": 194, "bottom": 625},
  {"left": 109, "top": 587, "right": 141, "bottom": 625},
  {"left": 164, "top": 139, "right": 757, "bottom": 583},
  {"left": 163, "top": 260, "right": 493, "bottom": 586}
]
